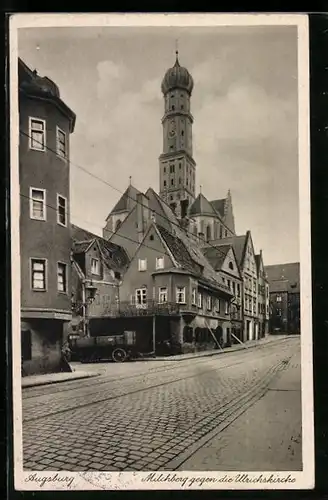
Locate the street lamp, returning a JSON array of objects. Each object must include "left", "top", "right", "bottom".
[{"left": 83, "top": 281, "right": 97, "bottom": 337}]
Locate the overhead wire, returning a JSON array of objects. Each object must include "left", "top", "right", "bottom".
[{"left": 19, "top": 129, "right": 235, "bottom": 263}]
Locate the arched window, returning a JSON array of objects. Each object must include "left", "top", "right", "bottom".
[
  {"left": 115, "top": 219, "right": 122, "bottom": 231},
  {"left": 229, "top": 261, "right": 234, "bottom": 270},
  {"left": 206, "top": 225, "right": 211, "bottom": 242}
]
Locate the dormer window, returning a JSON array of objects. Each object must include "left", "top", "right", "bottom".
[{"left": 91, "top": 258, "right": 100, "bottom": 275}]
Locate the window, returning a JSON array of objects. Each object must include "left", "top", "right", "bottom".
[
  {"left": 276, "top": 295, "right": 282, "bottom": 302},
  {"left": 253, "top": 280, "right": 256, "bottom": 293},
  {"left": 56, "top": 127, "right": 67, "bottom": 159},
  {"left": 192, "top": 288, "right": 197, "bottom": 305},
  {"left": 57, "top": 194, "right": 67, "bottom": 226},
  {"left": 21, "top": 330, "right": 32, "bottom": 362},
  {"left": 170, "top": 165, "right": 175, "bottom": 173},
  {"left": 229, "top": 261, "right": 234, "bottom": 270},
  {"left": 179, "top": 177, "right": 182, "bottom": 185},
  {"left": 176, "top": 286, "right": 186, "bottom": 303},
  {"left": 156, "top": 256, "right": 164, "bottom": 270},
  {"left": 206, "top": 296, "right": 212, "bottom": 310},
  {"left": 29, "top": 117, "right": 46, "bottom": 151},
  {"left": 216, "top": 298, "right": 221, "bottom": 312},
  {"left": 158, "top": 287, "right": 167, "bottom": 303},
  {"left": 171, "top": 178, "right": 174, "bottom": 186},
  {"left": 138, "top": 258, "right": 147, "bottom": 271},
  {"left": 237, "top": 283, "right": 241, "bottom": 297},
  {"left": 163, "top": 180, "right": 167, "bottom": 187},
  {"left": 179, "top": 162, "right": 182, "bottom": 168},
  {"left": 136, "top": 288, "right": 147, "bottom": 306},
  {"left": 164, "top": 167, "right": 166, "bottom": 173},
  {"left": 232, "top": 281, "right": 236, "bottom": 295},
  {"left": 172, "top": 105, "right": 175, "bottom": 110},
  {"left": 29, "top": 188, "right": 46, "bottom": 220},
  {"left": 225, "top": 301, "right": 229, "bottom": 315},
  {"left": 181, "top": 104, "right": 184, "bottom": 110},
  {"left": 31, "top": 258, "right": 46, "bottom": 290},
  {"left": 197, "top": 292, "right": 202, "bottom": 308},
  {"left": 227, "top": 279, "right": 231, "bottom": 289},
  {"left": 57, "top": 262, "right": 67, "bottom": 293},
  {"left": 91, "top": 258, "right": 100, "bottom": 275}
]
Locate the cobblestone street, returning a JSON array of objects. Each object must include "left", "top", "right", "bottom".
[{"left": 22, "top": 336, "right": 301, "bottom": 472}]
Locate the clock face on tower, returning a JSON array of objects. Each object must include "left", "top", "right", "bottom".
[{"left": 169, "top": 120, "right": 176, "bottom": 137}]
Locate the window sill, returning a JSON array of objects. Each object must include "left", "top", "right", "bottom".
[
  {"left": 176, "top": 302, "right": 186, "bottom": 305},
  {"left": 29, "top": 147, "right": 46, "bottom": 153},
  {"left": 57, "top": 222, "right": 68, "bottom": 228},
  {"left": 31, "top": 288, "right": 47, "bottom": 292},
  {"left": 30, "top": 216, "right": 47, "bottom": 222}
]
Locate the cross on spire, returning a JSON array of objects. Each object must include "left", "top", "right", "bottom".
[{"left": 175, "top": 39, "right": 179, "bottom": 63}]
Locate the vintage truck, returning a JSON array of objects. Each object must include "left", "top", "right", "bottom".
[{"left": 68, "top": 331, "right": 152, "bottom": 363}]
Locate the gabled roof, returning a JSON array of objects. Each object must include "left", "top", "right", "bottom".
[
  {"left": 189, "top": 193, "right": 219, "bottom": 217},
  {"left": 154, "top": 223, "right": 232, "bottom": 296},
  {"left": 71, "top": 224, "right": 130, "bottom": 272},
  {"left": 207, "top": 234, "right": 248, "bottom": 267},
  {"left": 265, "top": 262, "right": 300, "bottom": 293},
  {"left": 72, "top": 239, "right": 94, "bottom": 254},
  {"left": 202, "top": 244, "right": 231, "bottom": 271},
  {"left": 156, "top": 224, "right": 203, "bottom": 276},
  {"left": 210, "top": 198, "right": 226, "bottom": 217},
  {"left": 106, "top": 184, "right": 141, "bottom": 218}
]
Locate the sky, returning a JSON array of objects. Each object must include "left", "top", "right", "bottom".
[{"left": 18, "top": 24, "right": 300, "bottom": 265}]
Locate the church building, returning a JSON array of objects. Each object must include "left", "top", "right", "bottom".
[{"left": 97, "top": 50, "right": 269, "bottom": 350}]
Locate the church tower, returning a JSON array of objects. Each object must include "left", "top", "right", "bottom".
[{"left": 159, "top": 51, "right": 196, "bottom": 218}]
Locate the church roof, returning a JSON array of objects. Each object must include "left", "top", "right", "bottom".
[
  {"left": 189, "top": 193, "right": 219, "bottom": 217},
  {"left": 210, "top": 198, "right": 226, "bottom": 217},
  {"left": 202, "top": 244, "right": 231, "bottom": 271},
  {"left": 161, "top": 52, "right": 194, "bottom": 95},
  {"left": 106, "top": 184, "right": 141, "bottom": 219}
]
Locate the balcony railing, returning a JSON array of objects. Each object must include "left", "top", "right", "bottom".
[{"left": 117, "top": 300, "right": 181, "bottom": 317}]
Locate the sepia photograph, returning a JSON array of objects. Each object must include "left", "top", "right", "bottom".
[{"left": 10, "top": 13, "right": 313, "bottom": 490}]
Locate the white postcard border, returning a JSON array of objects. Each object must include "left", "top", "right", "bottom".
[{"left": 9, "top": 12, "right": 313, "bottom": 491}]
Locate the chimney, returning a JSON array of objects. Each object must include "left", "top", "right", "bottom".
[{"left": 136, "top": 193, "right": 150, "bottom": 242}]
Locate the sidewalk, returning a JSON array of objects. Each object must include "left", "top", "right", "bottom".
[
  {"left": 177, "top": 347, "right": 302, "bottom": 471},
  {"left": 22, "top": 369, "right": 100, "bottom": 389},
  {"left": 141, "top": 334, "right": 293, "bottom": 362},
  {"left": 22, "top": 334, "right": 293, "bottom": 389}
]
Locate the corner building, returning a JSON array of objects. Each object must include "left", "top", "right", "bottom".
[{"left": 19, "top": 58, "right": 76, "bottom": 375}]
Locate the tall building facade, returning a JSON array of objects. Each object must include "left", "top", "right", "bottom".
[
  {"left": 19, "top": 58, "right": 76, "bottom": 375},
  {"left": 159, "top": 52, "right": 196, "bottom": 218}
]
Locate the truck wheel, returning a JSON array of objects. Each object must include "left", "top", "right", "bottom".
[{"left": 112, "top": 348, "right": 127, "bottom": 363}]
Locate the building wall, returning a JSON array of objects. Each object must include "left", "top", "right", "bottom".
[
  {"left": 103, "top": 211, "right": 130, "bottom": 240},
  {"left": 21, "top": 319, "right": 68, "bottom": 375},
  {"left": 241, "top": 236, "right": 259, "bottom": 341},
  {"left": 20, "top": 96, "right": 72, "bottom": 315},
  {"left": 269, "top": 291, "right": 289, "bottom": 332},
  {"left": 191, "top": 215, "right": 233, "bottom": 241}
]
